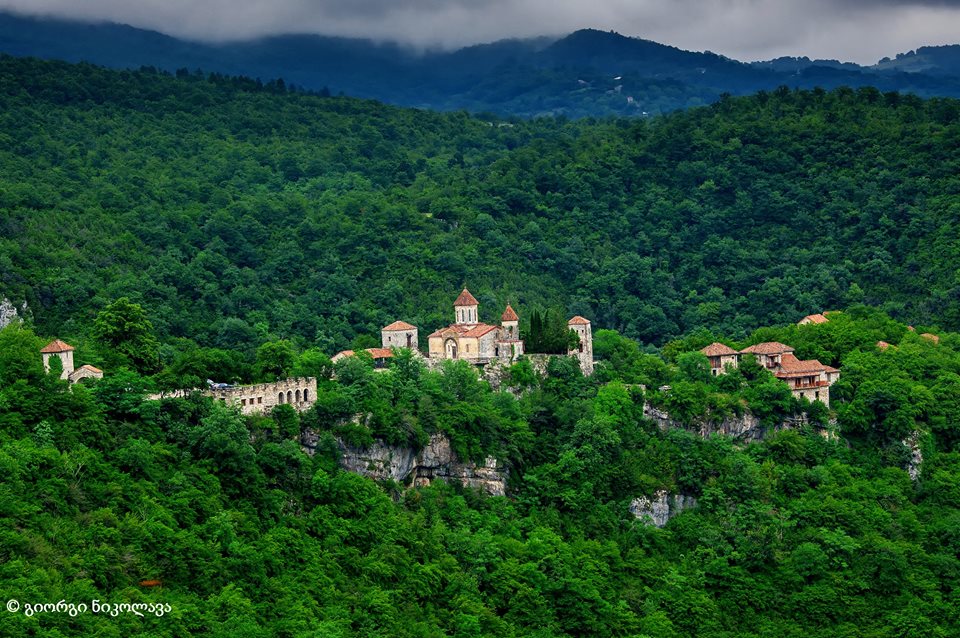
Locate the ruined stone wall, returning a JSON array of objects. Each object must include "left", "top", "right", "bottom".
[
  {"left": 148, "top": 377, "right": 317, "bottom": 415},
  {"left": 210, "top": 377, "right": 317, "bottom": 415}
]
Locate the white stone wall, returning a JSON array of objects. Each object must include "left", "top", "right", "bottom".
[
  {"left": 42, "top": 351, "right": 74, "bottom": 380},
  {"left": 568, "top": 323, "right": 594, "bottom": 375},
  {"left": 382, "top": 328, "right": 418, "bottom": 350}
]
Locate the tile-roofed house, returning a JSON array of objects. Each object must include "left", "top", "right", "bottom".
[
  {"left": 876, "top": 341, "right": 892, "bottom": 350},
  {"left": 700, "top": 342, "right": 739, "bottom": 375},
  {"left": 798, "top": 313, "right": 829, "bottom": 325},
  {"left": 382, "top": 320, "right": 416, "bottom": 331},
  {"left": 708, "top": 341, "right": 839, "bottom": 405},
  {"left": 772, "top": 353, "right": 839, "bottom": 406},
  {"left": 740, "top": 342, "right": 794, "bottom": 370},
  {"left": 381, "top": 320, "right": 419, "bottom": 350}
]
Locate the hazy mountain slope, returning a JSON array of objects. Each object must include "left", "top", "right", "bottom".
[{"left": 6, "top": 12, "right": 960, "bottom": 116}]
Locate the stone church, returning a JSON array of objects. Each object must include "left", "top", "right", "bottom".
[{"left": 379, "top": 288, "right": 595, "bottom": 375}]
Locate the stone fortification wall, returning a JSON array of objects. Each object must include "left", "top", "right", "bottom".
[
  {"left": 210, "top": 377, "right": 317, "bottom": 415},
  {"left": 148, "top": 377, "right": 317, "bottom": 415}
]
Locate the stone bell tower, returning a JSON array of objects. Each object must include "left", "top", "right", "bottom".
[
  {"left": 453, "top": 288, "right": 479, "bottom": 324},
  {"left": 567, "top": 316, "right": 594, "bottom": 376}
]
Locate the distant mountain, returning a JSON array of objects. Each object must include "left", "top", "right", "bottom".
[
  {"left": 873, "top": 45, "right": 960, "bottom": 76},
  {"left": 750, "top": 56, "right": 862, "bottom": 73},
  {"left": 3, "top": 12, "right": 960, "bottom": 117}
]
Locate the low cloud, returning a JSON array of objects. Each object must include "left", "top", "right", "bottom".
[{"left": 2, "top": 0, "right": 959, "bottom": 63}]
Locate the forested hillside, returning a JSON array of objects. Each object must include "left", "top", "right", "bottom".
[
  {"left": 3, "top": 56, "right": 960, "bottom": 637},
  {"left": 3, "top": 56, "right": 960, "bottom": 357},
  {"left": 2, "top": 304, "right": 960, "bottom": 636}
]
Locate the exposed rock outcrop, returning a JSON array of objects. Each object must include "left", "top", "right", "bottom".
[
  {"left": 301, "top": 431, "right": 507, "bottom": 496},
  {"left": 643, "top": 404, "right": 807, "bottom": 441},
  {"left": 630, "top": 490, "right": 697, "bottom": 527},
  {"left": 0, "top": 298, "right": 21, "bottom": 329},
  {"left": 904, "top": 431, "right": 923, "bottom": 482}
]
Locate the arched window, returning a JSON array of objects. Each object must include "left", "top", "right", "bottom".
[
  {"left": 287, "top": 390, "right": 293, "bottom": 404},
  {"left": 278, "top": 392, "right": 285, "bottom": 404},
  {"left": 295, "top": 389, "right": 302, "bottom": 403},
  {"left": 303, "top": 389, "right": 309, "bottom": 402}
]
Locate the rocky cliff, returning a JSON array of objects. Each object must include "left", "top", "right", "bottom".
[
  {"left": 300, "top": 431, "right": 507, "bottom": 496},
  {"left": 629, "top": 490, "right": 698, "bottom": 527},
  {"left": 643, "top": 403, "right": 807, "bottom": 441}
]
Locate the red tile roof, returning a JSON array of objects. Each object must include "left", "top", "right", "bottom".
[
  {"left": 428, "top": 325, "right": 471, "bottom": 338},
  {"left": 382, "top": 320, "right": 416, "bottom": 331},
  {"left": 701, "top": 342, "right": 738, "bottom": 357},
  {"left": 501, "top": 305, "right": 519, "bottom": 322},
  {"left": 568, "top": 316, "right": 591, "bottom": 325},
  {"left": 40, "top": 339, "right": 75, "bottom": 353},
  {"left": 740, "top": 342, "right": 794, "bottom": 355},
  {"left": 462, "top": 324, "right": 499, "bottom": 338},
  {"left": 876, "top": 340, "right": 892, "bottom": 350},
  {"left": 334, "top": 348, "right": 395, "bottom": 360},
  {"left": 454, "top": 289, "right": 479, "bottom": 306},
  {"left": 800, "top": 313, "right": 829, "bottom": 324},
  {"left": 777, "top": 353, "right": 828, "bottom": 374},
  {"left": 79, "top": 364, "right": 103, "bottom": 373}
]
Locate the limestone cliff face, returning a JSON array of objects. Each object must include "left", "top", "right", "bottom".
[
  {"left": 300, "top": 431, "right": 507, "bottom": 496},
  {"left": 643, "top": 403, "right": 803, "bottom": 441},
  {"left": 0, "top": 298, "right": 22, "bottom": 329},
  {"left": 629, "top": 490, "right": 698, "bottom": 527}
]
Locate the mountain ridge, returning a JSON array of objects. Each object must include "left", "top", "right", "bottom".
[{"left": 3, "top": 12, "right": 960, "bottom": 116}]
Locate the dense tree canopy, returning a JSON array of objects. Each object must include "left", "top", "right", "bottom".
[{"left": 4, "top": 58, "right": 960, "bottom": 365}]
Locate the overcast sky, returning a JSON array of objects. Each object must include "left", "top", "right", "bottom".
[{"left": 2, "top": 0, "right": 960, "bottom": 63}]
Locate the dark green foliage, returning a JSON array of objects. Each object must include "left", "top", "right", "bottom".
[
  {"left": 6, "top": 59, "right": 960, "bottom": 357},
  {"left": 2, "top": 59, "right": 960, "bottom": 637},
  {"left": 524, "top": 309, "right": 579, "bottom": 354}
]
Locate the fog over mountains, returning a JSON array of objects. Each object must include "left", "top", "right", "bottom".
[{"left": 3, "top": 11, "right": 960, "bottom": 116}]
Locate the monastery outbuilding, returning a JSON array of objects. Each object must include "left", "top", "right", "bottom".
[{"left": 700, "top": 341, "right": 840, "bottom": 406}]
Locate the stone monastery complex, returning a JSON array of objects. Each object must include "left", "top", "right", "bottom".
[{"left": 336, "top": 288, "right": 595, "bottom": 376}]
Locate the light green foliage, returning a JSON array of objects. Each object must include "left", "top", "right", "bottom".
[{"left": 91, "top": 297, "right": 161, "bottom": 374}]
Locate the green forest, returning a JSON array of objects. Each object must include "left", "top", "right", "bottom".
[
  {"left": 4, "top": 56, "right": 960, "bottom": 357},
  {"left": 3, "top": 56, "right": 960, "bottom": 636},
  {"left": 2, "top": 305, "right": 960, "bottom": 636}
]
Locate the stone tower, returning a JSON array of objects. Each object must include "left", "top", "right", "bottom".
[
  {"left": 41, "top": 339, "right": 75, "bottom": 380},
  {"left": 453, "top": 288, "right": 479, "bottom": 324},
  {"left": 381, "top": 320, "right": 419, "bottom": 350},
  {"left": 567, "top": 316, "right": 594, "bottom": 376},
  {"left": 501, "top": 304, "right": 519, "bottom": 340}
]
